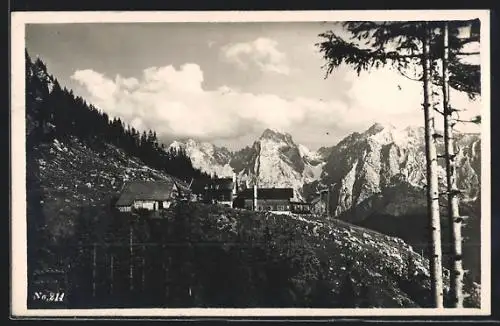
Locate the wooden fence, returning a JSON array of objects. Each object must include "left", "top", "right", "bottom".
[
  {"left": 63, "top": 239, "right": 274, "bottom": 308},
  {"left": 64, "top": 241, "right": 188, "bottom": 308}
]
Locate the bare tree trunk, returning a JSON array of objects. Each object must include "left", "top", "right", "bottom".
[
  {"left": 109, "top": 254, "right": 114, "bottom": 296},
  {"left": 327, "top": 188, "right": 330, "bottom": 218},
  {"left": 162, "top": 259, "right": 167, "bottom": 301},
  {"left": 141, "top": 246, "right": 146, "bottom": 292},
  {"left": 92, "top": 244, "right": 97, "bottom": 298},
  {"left": 422, "top": 23, "right": 444, "bottom": 308},
  {"left": 129, "top": 222, "right": 134, "bottom": 292},
  {"left": 442, "top": 22, "right": 464, "bottom": 308}
]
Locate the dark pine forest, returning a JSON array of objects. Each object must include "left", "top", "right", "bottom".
[{"left": 26, "top": 50, "right": 210, "bottom": 183}]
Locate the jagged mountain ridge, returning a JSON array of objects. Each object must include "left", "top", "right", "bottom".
[
  {"left": 168, "top": 123, "right": 479, "bottom": 206},
  {"left": 311, "top": 122, "right": 480, "bottom": 220},
  {"left": 168, "top": 128, "right": 328, "bottom": 199}
]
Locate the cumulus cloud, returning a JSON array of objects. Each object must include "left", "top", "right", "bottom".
[
  {"left": 345, "top": 68, "right": 481, "bottom": 134},
  {"left": 71, "top": 69, "right": 118, "bottom": 109},
  {"left": 70, "top": 63, "right": 350, "bottom": 144},
  {"left": 221, "top": 37, "right": 291, "bottom": 75},
  {"left": 71, "top": 61, "right": 481, "bottom": 150}
]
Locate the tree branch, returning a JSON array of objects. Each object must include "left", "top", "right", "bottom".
[
  {"left": 434, "top": 108, "right": 445, "bottom": 115},
  {"left": 455, "top": 51, "right": 480, "bottom": 56},
  {"left": 397, "top": 67, "right": 423, "bottom": 82},
  {"left": 453, "top": 118, "right": 481, "bottom": 124},
  {"left": 317, "top": 22, "right": 480, "bottom": 98}
]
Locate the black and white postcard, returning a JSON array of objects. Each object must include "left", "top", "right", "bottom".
[{"left": 10, "top": 10, "right": 491, "bottom": 318}]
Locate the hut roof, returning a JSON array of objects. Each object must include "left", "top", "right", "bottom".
[
  {"left": 236, "top": 187, "right": 294, "bottom": 200},
  {"left": 116, "top": 179, "right": 190, "bottom": 206},
  {"left": 191, "top": 177, "right": 234, "bottom": 193}
]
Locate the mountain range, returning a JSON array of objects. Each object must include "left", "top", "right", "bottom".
[{"left": 167, "top": 123, "right": 481, "bottom": 209}]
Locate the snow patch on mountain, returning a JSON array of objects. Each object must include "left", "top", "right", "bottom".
[
  {"left": 299, "top": 143, "right": 323, "bottom": 163},
  {"left": 303, "top": 161, "right": 325, "bottom": 184},
  {"left": 298, "top": 144, "right": 313, "bottom": 159}
]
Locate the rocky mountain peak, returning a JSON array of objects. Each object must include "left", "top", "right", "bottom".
[
  {"left": 259, "top": 128, "right": 293, "bottom": 144},
  {"left": 365, "top": 122, "right": 395, "bottom": 135}
]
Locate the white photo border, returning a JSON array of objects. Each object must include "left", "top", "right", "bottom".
[{"left": 10, "top": 9, "right": 492, "bottom": 318}]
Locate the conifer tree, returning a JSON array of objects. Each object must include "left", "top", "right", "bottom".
[
  {"left": 317, "top": 21, "right": 444, "bottom": 307},
  {"left": 438, "top": 20, "right": 480, "bottom": 307},
  {"left": 316, "top": 20, "right": 481, "bottom": 307}
]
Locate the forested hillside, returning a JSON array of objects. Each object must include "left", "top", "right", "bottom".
[
  {"left": 25, "top": 50, "right": 211, "bottom": 271},
  {"left": 26, "top": 50, "right": 208, "bottom": 183}
]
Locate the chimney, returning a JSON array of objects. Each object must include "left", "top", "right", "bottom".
[
  {"left": 232, "top": 172, "right": 237, "bottom": 196},
  {"left": 253, "top": 184, "right": 258, "bottom": 211},
  {"left": 231, "top": 172, "right": 237, "bottom": 208}
]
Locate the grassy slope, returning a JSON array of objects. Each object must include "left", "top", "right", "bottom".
[
  {"left": 329, "top": 179, "right": 482, "bottom": 285},
  {"left": 31, "top": 136, "right": 177, "bottom": 243},
  {"left": 108, "top": 203, "right": 480, "bottom": 308},
  {"left": 359, "top": 207, "right": 481, "bottom": 283}
]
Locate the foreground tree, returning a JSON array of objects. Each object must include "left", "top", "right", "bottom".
[
  {"left": 421, "top": 23, "right": 446, "bottom": 308},
  {"left": 316, "top": 19, "right": 480, "bottom": 307},
  {"left": 439, "top": 20, "right": 480, "bottom": 307},
  {"left": 317, "top": 21, "right": 444, "bottom": 307}
]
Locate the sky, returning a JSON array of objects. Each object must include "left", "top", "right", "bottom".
[{"left": 25, "top": 22, "right": 482, "bottom": 151}]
